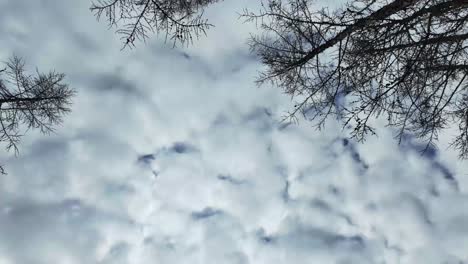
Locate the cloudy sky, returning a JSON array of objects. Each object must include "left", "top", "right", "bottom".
[{"left": 0, "top": 0, "right": 468, "bottom": 263}]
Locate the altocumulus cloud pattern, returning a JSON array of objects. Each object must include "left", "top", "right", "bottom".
[{"left": 0, "top": 0, "right": 468, "bottom": 263}]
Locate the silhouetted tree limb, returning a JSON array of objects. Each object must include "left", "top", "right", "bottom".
[
  {"left": 0, "top": 56, "right": 75, "bottom": 174},
  {"left": 243, "top": 0, "right": 468, "bottom": 158},
  {"left": 90, "top": 0, "right": 222, "bottom": 48}
]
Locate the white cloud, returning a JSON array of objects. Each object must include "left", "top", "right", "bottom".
[{"left": 0, "top": 0, "right": 467, "bottom": 263}]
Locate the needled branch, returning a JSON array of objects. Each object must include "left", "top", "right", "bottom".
[
  {"left": 0, "top": 55, "right": 74, "bottom": 173},
  {"left": 244, "top": 0, "right": 468, "bottom": 158}
]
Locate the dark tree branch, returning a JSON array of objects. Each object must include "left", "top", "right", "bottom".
[
  {"left": 0, "top": 55, "right": 75, "bottom": 174},
  {"left": 243, "top": 0, "right": 468, "bottom": 158},
  {"left": 90, "top": 0, "right": 221, "bottom": 48}
]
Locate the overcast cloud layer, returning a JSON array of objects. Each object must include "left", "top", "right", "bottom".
[{"left": 0, "top": 0, "right": 468, "bottom": 263}]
